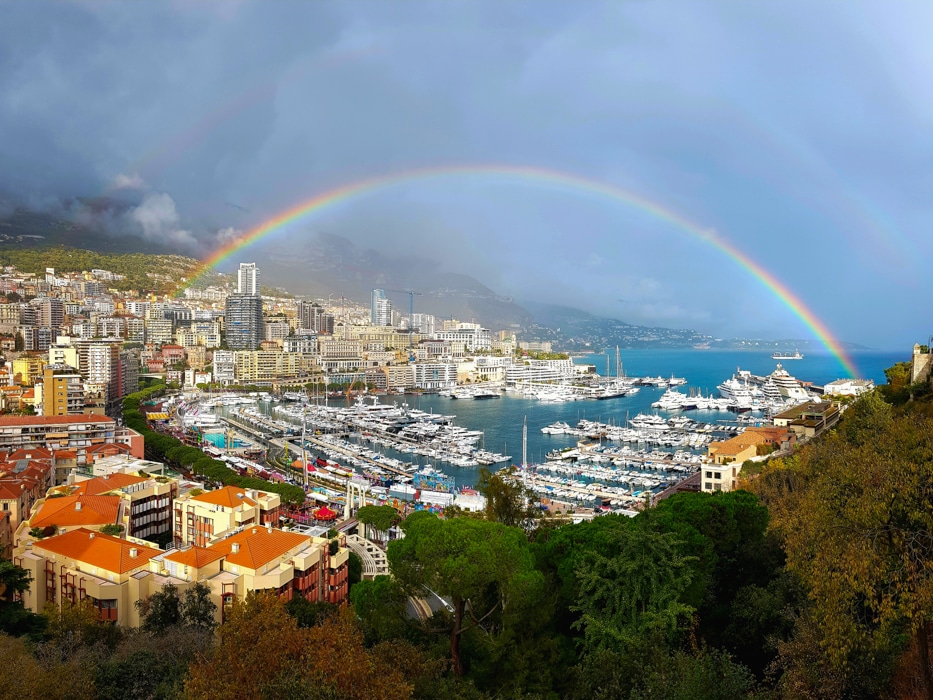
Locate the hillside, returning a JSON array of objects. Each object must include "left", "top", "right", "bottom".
[{"left": 0, "top": 247, "right": 209, "bottom": 295}]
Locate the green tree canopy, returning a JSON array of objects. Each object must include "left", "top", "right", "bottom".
[{"left": 387, "top": 512, "right": 545, "bottom": 676}]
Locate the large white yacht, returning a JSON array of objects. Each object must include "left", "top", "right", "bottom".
[
  {"left": 767, "top": 364, "right": 812, "bottom": 403},
  {"left": 716, "top": 369, "right": 754, "bottom": 401}
]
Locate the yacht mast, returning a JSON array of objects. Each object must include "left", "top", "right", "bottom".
[{"left": 522, "top": 415, "right": 528, "bottom": 488}]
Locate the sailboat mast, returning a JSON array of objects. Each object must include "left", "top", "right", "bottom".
[{"left": 522, "top": 416, "right": 528, "bottom": 488}]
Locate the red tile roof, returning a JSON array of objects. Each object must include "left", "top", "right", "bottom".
[
  {"left": 191, "top": 485, "right": 262, "bottom": 509},
  {"left": 30, "top": 495, "right": 121, "bottom": 528},
  {"left": 8, "top": 447, "right": 53, "bottom": 460},
  {"left": 0, "top": 415, "right": 114, "bottom": 427},
  {"left": 71, "top": 473, "right": 147, "bottom": 496},
  {"left": 211, "top": 527, "right": 310, "bottom": 570},
  {"left": 34, "top": 528, "right": 159, "bottom": 574},
  {"left": 0, "top": 481, "right": 28, "bottom": 500},
  {"left": 164, "top": 546, "right": 225, "bottom": 569}
]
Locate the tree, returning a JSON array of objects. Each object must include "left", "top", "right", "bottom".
[
  {"left": 387, "top": 512, "right": 545, "bottom": 676},
  {"left": 475, "top": 466, "right": 540, "bottom": 529},
  {"left": 99, "top": 524, "right": 123, "bottom": 537},
  {"left": 0, "top": 558, "right": 45, "bottom": 637},
  {"left": 757, "top": 393, "right": 933, "bottom": 698},
  {"left": 356, "top": 504, "right": 400, "bottom": 542},
  {"left": 180, "top": 581, "right": 216, "bottom": 630},
  {"left": 350, "top": 575, "right": 411, "bottom": 644},
  {"left": 284, "top": 596, "right": 337, "bottom": 628},
  {"left": 571, "top": 524, "right": 695, "bottom": 655},
  {"left": 185, "top": 593, "right": 416, "bottom": 700},
  {"left": 137, "top": 583, "right": 181, "bottom": 634}
]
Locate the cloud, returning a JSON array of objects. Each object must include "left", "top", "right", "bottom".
[
  {"left": 216, "top": 226, "right": 243, "bottom": 246},
  {"left": 128, "top": 192, "right": 198, "bottom": 249},
  {"left": 110, "top": 173, "right": 147, "bottom": 191}
]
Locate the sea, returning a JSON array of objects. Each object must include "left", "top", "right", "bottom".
[{"left": 255, "top": 349, "right": 903, "bottom": 490}]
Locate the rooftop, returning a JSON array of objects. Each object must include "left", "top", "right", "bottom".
[
  {"left": 211, "top": 526, "right": 310, "bottom": 570},
  {"left": 34, "top": 527, "right": 160, "bottom": 574},
  {"left": 0, "top": 415, "right": 115, "bottom": 427},
  {"left": 71, "top": 473, "right": 148, "bottom": 496},
  {"left": 163, "top": 546, "right": 225, "bottom": 569},
  {"left": 190, "top": 485, "right": 263, "bottom": 509},
  {"left": 30, "top": 494, "right": 120, "bottom": 528}
]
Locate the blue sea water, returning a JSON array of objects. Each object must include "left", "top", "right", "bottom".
[{"left": 372, "top": 349, "right": 904, "bottom": 489}]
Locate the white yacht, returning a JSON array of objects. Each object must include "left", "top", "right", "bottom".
[{"left": 768, "top": 364, "right": 812, "bottom": 403}]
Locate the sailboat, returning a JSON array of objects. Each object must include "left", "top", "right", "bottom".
[{"left": 595, "top": 346, "right": 630, "bottom": 400}]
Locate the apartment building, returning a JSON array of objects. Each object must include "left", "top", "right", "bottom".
[
  {"left": 232, "top": 351, "right": 307, "bottom": 384},
  {"left": 67, "top": 471, "right": 176, "bottom": 541},
  {"left": 0, "top": 415, "right": 144, "bottom": 464},
  {"left": 27, "top": 494, "right": 122, "bottom": 535},
  {"left": 14, "top": 525, "right": 350, "bottom": 626},
  {"left": 172, "top": 485, "right": 283, "bottom": 547}
]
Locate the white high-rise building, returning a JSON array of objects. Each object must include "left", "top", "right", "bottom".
[
  {"left": 237, "top": 263, "right": 260, "bottom": 296},
  {"left": 371, "top": 289, "right": 388, "bottom": 325}
]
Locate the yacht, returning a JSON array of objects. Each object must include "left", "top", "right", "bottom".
[
  {"left": 767, "top": 364, "right": 812, "bottom": 403},
  {"left": 716, "top": 370, "right": 753, "bottom": 401},
  {"left": 772, "top": 349, "right": 804, "bottom": 360}
]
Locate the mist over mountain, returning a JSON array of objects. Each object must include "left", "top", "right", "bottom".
[{"left": 261, "top": 232, "right": 535, "bottom": 330}]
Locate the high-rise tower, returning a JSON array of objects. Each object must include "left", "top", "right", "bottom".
[{"left": 237, "top": 262, "right": 260, "bottom": 296}]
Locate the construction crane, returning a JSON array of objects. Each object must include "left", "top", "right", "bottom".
[{"left": 386, "top": 289, "right": 423, "bottom": 361}]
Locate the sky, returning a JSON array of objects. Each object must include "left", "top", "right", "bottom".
[{"left": 0, "top": 0, "right": 930, "bottom": 350}]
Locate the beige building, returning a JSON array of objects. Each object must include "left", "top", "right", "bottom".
[
  {"left": 231, "top": 351, "right": 308, "bottom": 383},
  {"left": 14, "top": 525, "right": 351, "bottom": 626},
  {"left": 173, "top": 485, "right": 283, "bottom": 547}
]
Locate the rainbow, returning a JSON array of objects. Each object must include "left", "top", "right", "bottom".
[{"left": 185, "top": 164, "right": 859, "bottom": 377}]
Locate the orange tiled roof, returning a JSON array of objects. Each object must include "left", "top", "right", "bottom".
[
  {"left": 164, "top": 546, "right": 225, "bottom": 569},
  {"left": 53, "top": 450, "right": 78, "bottom": 459},
  {"left": 0, "top": 481, "right": 27, "bottom": 500},
  {"left": 211, "top": 527, "right": 310, "bottom": 570},
  {"left": 34, "top": 527, "right": 159, "bottom": 574},
  {"left": 191, "top": 485, "right": 261, "bottom": 509},
  {"left": 30, "top": 495, "right": 120, "bottom": 528},
  {"left": 71, "top": 473, "right": 147, "bottom": 496},
  {"left": 9, "top": 447, "right": 53, "bottom": 460},
  {"left": 86, "top": 443, "right": 130, "bottom": 455},
  {"left": 0, "top": 415, "right": 115, "bottom": 427}
]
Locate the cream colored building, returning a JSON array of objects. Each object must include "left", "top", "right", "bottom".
[
  {"left": 14, "top": 525, "right": 351, "bottom": 626},
  {"left": 232, "top": 351, "right": 308, "bottom": 383},
  {"left": 172, "top": 485, "right": 283, "bottom": 547}
]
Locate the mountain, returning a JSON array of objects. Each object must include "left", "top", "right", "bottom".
[
  {"left": 519, "top": 301, "right": 712, "bottom": 350},
  {"left": 260, "top": 233, "right": 535, "bottom": 330},
  {"left": 0, "top": 203, "right": 178, "bottom": 255}
]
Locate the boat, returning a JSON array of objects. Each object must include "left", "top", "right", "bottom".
[
  {"left": 767, "top": 363, "right": 813, "bottom": 403},
  {"left": 772, "top": 349, "right": 804, "bottom": 360}
]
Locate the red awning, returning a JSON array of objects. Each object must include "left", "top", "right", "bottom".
[{"left": 313, "top": 506, "right": 338, "bottom": 521}]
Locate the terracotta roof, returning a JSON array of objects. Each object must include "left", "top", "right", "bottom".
[
  {"left": 0, "top": 415, "right": 115, "bottom": 427},
  {"left": 71, "top": 473, "right": 147, "bottom": 496},
  {"left": 191, "top": 485, "right": 261, "bottom": 509},
  {"left": 164, "top": 546, "right": 225, "bottom": 569},
  {"left": 211, "top": 527, "right": 310, "bottom": 570},
  {"left": 30, "top": 495, "right": 121, "bottom": 528},
  {"left": 53, "top": 450, "right": 78, "bottom": 459},
  {"left": 0, "top": 481, "right": 27, "bottom": 500},
  {"left": 9, "top": 447, "right": 53, "bottom": 460},
  {"left": 34, "top": 528, "right": 159, "bottom": 574},
  {"left": 86, "top": 443, "right": 130, "bottom": 455}
]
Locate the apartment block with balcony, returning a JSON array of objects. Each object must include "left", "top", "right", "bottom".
[
  {"left": 0, "top": 415, "right": 144, "bottom": 464},
  {"left": 15, "top": 528, "right": 161, "bottom": 625},
  {"left": 172, "top": 485, "right": 282, "bottom": 547}
]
